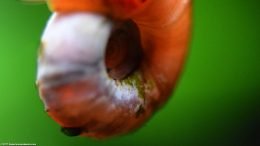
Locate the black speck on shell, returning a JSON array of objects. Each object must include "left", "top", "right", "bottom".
[{"left": 61, "top": 127, "right": 83, "bottom": 137}]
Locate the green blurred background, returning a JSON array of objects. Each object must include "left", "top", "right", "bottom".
[{"left": 0, "top": 0, "right": 259, "bottom": 145}]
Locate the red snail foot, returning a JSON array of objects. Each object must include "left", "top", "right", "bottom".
[{"left": 36, "top": 0, "right": 191, "bottom": 139}]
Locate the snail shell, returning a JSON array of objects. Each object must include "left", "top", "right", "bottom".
[{"left": 36, "top": 0, "right": 191, "bottom": 138}]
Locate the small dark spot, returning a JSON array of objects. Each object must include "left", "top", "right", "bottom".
[
  {"left": 44, "top": 108, "right": 49, "bottom": 113},
  {"left": 106, "top": 68, "right": 111, "bottom": 73},
  {"left": 61, "top": 127, "right": 83, "bottom": 137},
  {"left": 135, "top": 105, "right": 145, "bottom": 118}
]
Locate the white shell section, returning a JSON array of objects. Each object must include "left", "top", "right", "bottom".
[{"left": 41, "top": 13, "right": 113, "bottom": 64}]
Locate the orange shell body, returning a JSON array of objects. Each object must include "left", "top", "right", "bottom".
[{"left": 48, "top": 0, "right": 148, "bottom": 19}]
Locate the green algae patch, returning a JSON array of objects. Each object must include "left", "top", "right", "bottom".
[
  {"left": 121, "top": 71, "right": 145, "bottom": 99},
  {"left": 144, "top": 78, "right": 156, "bottom": 92}
]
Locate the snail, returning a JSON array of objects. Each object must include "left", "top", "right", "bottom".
[{"left": 34, "top": 0, "right": 191, "bottom": 138}]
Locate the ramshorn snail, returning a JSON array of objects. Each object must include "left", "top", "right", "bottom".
[{"left": 35, "top": 0, "right": 191, "bottom": 139}]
